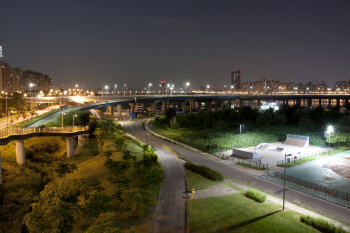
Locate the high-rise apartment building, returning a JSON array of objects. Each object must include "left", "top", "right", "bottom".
[{"left": 231, "top": 69, "right": 241, "bottom": 91}]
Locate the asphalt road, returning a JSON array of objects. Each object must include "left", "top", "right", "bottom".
[
  {"left": 29, "top": 107, "right": 80, "bottom": 127},
  {"left": 127, "top": 118, "right": 350, "bottom": 226},
  {"left": 125, "top": 119, "right": 188, "bottom": 233}
]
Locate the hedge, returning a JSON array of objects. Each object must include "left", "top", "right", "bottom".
[
  {"left": 184, "top": 162, "right": 224, "bottom": 181},
  {"left": 300, "top": 216, "right": 347, "bottom": 233},
  {"left": 245, "top": 189, "right": 266, "bottom": 203}
]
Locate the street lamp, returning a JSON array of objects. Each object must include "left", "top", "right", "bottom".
[
  {"left": 148, "top": 83, "right": 152, "bottom": 94},
  {"left": 73, "top": 114, "right": 78, "bottom": 126},
  {"left": 124, "top": 84, "right": 127, "bottom": 95},
  {"left": 327, "top": 126, "right": 334, "bottom": 153},
  {"left": 2, "top": 92, "right": 8, "bottom": 127},
  {"left": 114, "top": 84, "right": 117, "bottom": 94},
  {"left": 186, "top": 82, "right": 190, "bottom": 93},
  {"left": 61, "top": 112, "right": 67, "bottom": 129},
  {"left": 30, "top": 83, "right": 33, "bottom": 121},
  {"left": 206, "top": 85, "right": 210, "bottom": 91},
  {"left": 75, "top": 84, "right": 78, "bottom": 94},
  {"left": 283, "top": 153, "right": 292, "bottom": 211}
]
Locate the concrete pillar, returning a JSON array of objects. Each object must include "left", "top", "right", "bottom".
[
  {"left": 319, "top": 98, "right": 321, "bottom": 107},
  {"left": 117, "top": 105, "right": 122, "bottom": 116},
  {"left": 78, "top": 134, "right": 84, "bottom": 146},
  {"left": 198, "top": 101, "right": 201, "bottom": 111},
  {"left": 239, "top": 99, "right": 243, "bottom": 107},
  {"left": 100, "top": 109, "right": 105, "bottom": 119},
  {"left": 182, "top": 102, "right": 186, "bottom": 112},
  {"left": 329, "top": 98, "right": 332, "bottom": 109},
  {"left": 152, "top": 102, "right": 156, "bottom": 112},
  {"left": 129, "top": 103, "right": 134, "bottom": 113},
  {"left": 0, "top": 148, "right": 2, "bottom": 184},
  {"left": 66, "top": 137, "right": 74, "bottom": 158},
  {"left": 143, "top": 103, "right": 147, "bottom": 111},
  {"left": 208, "top": 101, "right": 212, "bottom": 111},
  {"left": 307, "top": 98, "right": 312, "bottom": 108},
  {"left": 257, "top": 99, "right": 261, "bottom": 108},
  {"left": 297, "top": 98, "right": 301, "bottom": 106},
  {"left": 231, "top": 100, "right": 235, "bottom": 109},
  {"left": 109, "top": 106, "right": 114, "bottom": 116},
  {"left": 337, "top": 98, "right": 341, "bottom": 108},
  {"left": 220, "top": 101, "right": 224, "bottom": 109},
  {"left": 190, "top": 101, "right": 193, "bottom": 113},
  {"left": 163, "top": 101, "right": 167, "bottom": 112},
  {"left": 16, "top": 140, "right": 25, "bottom": 165}
]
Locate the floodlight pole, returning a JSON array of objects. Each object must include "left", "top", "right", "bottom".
[
  {"left": 240, "top": 124, "right": 242, "bottom": 146},
  {"left": 283, "top": 153, "right": 291, "bottom": 211}
]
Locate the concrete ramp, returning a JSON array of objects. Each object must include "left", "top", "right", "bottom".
[
  {"left": 284, "top": 134, "right": 309, "bottom": 147},
  {"left": 232, "top": 148, "right": 262, "bottom": 159}
]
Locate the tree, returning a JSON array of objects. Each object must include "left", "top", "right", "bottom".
[
  {"left": 81, "top": 191, "right": 111, "bottom": 218},
  {"left": 256, "top": 111, "right": 273, "bottom": 127},
  {"left": 86, "top": 212, "right": 122, "bottom": 233},
  {"left": 164, "top": 107, "right": 176, "bottom": 120},
  {"left": 53, "top": 161, "right": 78, "bottom": 182},
  {"left": 273, "top": 112, "right": 287, "bottom": 125},
  {"left": 93, "top": 128, "right": 105, "bottom": 148},
  {"left": 120, "top": 188, "right": 152, "bottom": 217},
  {"left": 137, "top": 165, "right": 164, "bottom": 188},
  {"left": 23, "top": 183, "right": 81, "bottom": 233}
]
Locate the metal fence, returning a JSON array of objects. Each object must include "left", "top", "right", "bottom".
[
  {"left": 268, "top": 171, "right": 350, "bottom": 203},
  {"left": 0, "top": 126, "right": 89, "bottom": 139},
  {"left": 234, "top": 157, "right": 269, "bottom": 169},
  {"left": 276, "top": 148, "right": 329, "bottom": 166}
]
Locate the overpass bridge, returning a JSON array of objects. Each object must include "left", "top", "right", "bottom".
[
  {"left": 17, "top": 93, "right": 350, "bottom": 112},
  {"left": 0, "top": 126, "right": 89, "bottom": 184}
]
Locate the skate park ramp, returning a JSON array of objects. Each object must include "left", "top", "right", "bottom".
[
  {"left": 256, "top": 143, "right": 284, "bottom": 152},
  {"left": 284, "top": 134, "right": 309, "bottom": 147}
]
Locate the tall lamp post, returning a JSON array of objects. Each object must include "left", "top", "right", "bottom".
[
  {"left": 124, "top": 84, "right": 127, "bottom": 95},
  {"left": 327, "top": 126, "right": 334, "bottom": 154},
  {"left": 283, "top": 153, "right": 292, "bottom": 211},
  {"left": 148, "top": 83, "right": 152, "bottom": 94},
  {"left": 75, "top": 84, "right": 78, "bottom": 94},
  {"left": 73, "top": 114, "right": 78, "bottom": 126},
  {"left": 30, "top": 83, "right": 33, "bottom": 121},
  {"left": 61, "top": 112, "right": 67, "bottom": 129},
  {"left": 114, "top": 84, "right": 117, "bottom": 94},
  {"left": 2, "top": 92, "right": 8, "bottom": 127},
  {"left": 186, "top": 82, "right": 190, "bottom": 93}
]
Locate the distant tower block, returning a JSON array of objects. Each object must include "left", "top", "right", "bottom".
[
  {"left": 0, "top": 46, "right": 3, "bottom": 61},
  {"left": 161, "top": 81, "right": 166, "bottom": 94},
  {"left": 231, "top": 69, "right": 241, "bottom": 91}
]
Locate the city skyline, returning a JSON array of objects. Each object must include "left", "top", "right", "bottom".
[{"left": 1, "top": 1, "right": 350, "bottom": 88}]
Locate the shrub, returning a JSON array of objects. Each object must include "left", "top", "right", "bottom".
[
  {"left": 184, "top": 162, "right": 224, "bottom": 181},
  {"left": 245, "top": 189, "right": 266, "bottom": 203},
  {"left": 300, "top": 216, "right": 347, "bottom": 233}
]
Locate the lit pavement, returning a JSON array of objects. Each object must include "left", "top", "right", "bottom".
[
  {"left": 124, "top": 119, "right": 188, "bottom": 233},
  {"left": 127, "top": 118, "right": 350, "bottom": 225}
]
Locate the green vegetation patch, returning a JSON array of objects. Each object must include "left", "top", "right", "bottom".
[
  {"left": 189, "top": 193, "right": 319, "bottom": 233},
  {"left": 245, "top": 189, "right": 267, "bottom": 203},
  {"left": 185, "top": 168, "right": 224, "bottom": 190},
  {"left": 300, "top": 216, "right": 348, "bottom": 233},
  {"left": 184, "top": 162, "right": 224, "bottom": 181}
]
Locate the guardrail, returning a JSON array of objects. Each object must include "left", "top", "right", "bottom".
[
  {"left": 276, "top": 148, "right": 329, "bottom": 166},
  {"left": 0, "top": 126, "right": 89, "bottom": 139}
]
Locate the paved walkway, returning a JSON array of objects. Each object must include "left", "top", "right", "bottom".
[{"left": 191, "top": 184, "right": 238, "bottom": 199}]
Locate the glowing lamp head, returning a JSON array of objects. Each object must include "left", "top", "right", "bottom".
[{"left": 327, "top": 126, "right": 334, "bottom": 133}]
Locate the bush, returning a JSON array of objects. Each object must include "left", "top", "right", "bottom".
[
  {"left": 184, "top": 162, "right": 224, "bottom": 181},
  {"left": 245, "top": 189, "right": 266, "bottom": 203},
  {"left": 300, "top": 216, "right": 347, "bottom": 233}
]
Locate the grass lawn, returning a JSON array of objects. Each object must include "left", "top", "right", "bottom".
[{"left": 186, "top": 168, "right": 319, "bottom": 233}]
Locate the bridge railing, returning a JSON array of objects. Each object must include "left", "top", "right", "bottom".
[{"left": 0, "top": 126, "right": 89, "bottom": 139}]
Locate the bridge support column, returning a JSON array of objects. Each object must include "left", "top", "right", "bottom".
[
  {"left": 109, "top": 106, "right": 114, "bottom": 117},
  {"left": 129, "top": 103, "right": 135, "bottom": 113},
  {"left": 117, "top": 105, "right": 122, "bottom": 116},
  {"left": 197, "top": 101, "right": 201, "bottom": 111},
  {"left": 0, "top": 148, "right": 2, "bottom": 184},
  {"left": 337, "top": 98, "right": 341, "bottom": 108},
  {"left": 220, "top": 101, "right": 224, "bottom": 109},
  {"left": 143, "top": 103, "right": 147, "bottom": 111},
  {"left": 190, "top": 101, "right": 193, "bottom": 113},
  {"left": 78, "top": 134, "right": 84, "bottom": 146},
  {"left": 16, "top": 140, "right": 25, "bottom": 165},
  {"left": 66, "top": 137, "right": 74, "bottom": 158},
  {"left": 163, "top": 101, "right": 167, "bottom": 112},
  {"left": 100, "top": 109, "right": 104, "bottom": 120},
  {"left": 319, "top": 98, "right": 322, "bottom": 107},
  {"left": 307, "top": 98, "right": 312, "bottom": 109},
  {"left": 208, "top": 101, "right": 212, "bottom": 111},
  {"left": 151, "top": 102, "right": 156, "bottom": 112},
  {"left": 297, "top": 98, "right": 301, "bottom": 106},
  {"left": 182, "top": 102, "right": 186, "bottom": 112}
]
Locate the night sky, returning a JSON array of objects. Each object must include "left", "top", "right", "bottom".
[{"left": 1, "top": 1, "right": 350, "bottom": 90}]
